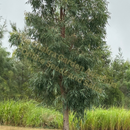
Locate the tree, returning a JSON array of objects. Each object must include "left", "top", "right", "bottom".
[
  {"left": 0, "top": 17, "right": 11, "bottom": 100},
  {"left": 0, "top": 46, "right": 11, "bottom": 99},
  {"left": 0, "top": 17, "right": 6, "bottom": 45},
  {"left": 110, "top": 48, "right": 130, "bottom": 108},
  {"left": 11, "top": 52, "right": 36, "bottom": 100},
  {"left": 9, "top": 0, "right": 110, "bottom": 129},
  {"left": 99, "top": 48, "right": 130, "bottom": 108}
]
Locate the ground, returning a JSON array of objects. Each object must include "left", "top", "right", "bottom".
[{"left": 0, "top": 125, "right": 61, "bottom": 130}]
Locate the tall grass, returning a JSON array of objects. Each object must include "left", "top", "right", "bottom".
[
  {"left": 0, "top": 99, "right": 62, "bottom": 129},
  {"left": 72, "top": 107, "right": 130, "bottom": 130},
  {"left": 1, "top": 100, "right": 130, "bottom": 130}
]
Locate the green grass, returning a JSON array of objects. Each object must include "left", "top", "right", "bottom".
[
  {"left": 1, "top": 100, "right": 130, "bottom": 130},
  {"left": 0, "top": 99, "right": 62, "bottom": 129}
]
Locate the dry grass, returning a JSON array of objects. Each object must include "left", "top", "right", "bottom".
[{"left": 0, "top": 125, "right": 61, "bottom": 130}]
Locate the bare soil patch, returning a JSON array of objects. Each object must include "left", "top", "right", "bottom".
[{"left": 0, "top": 125, "right": 61, "bottom": 130}]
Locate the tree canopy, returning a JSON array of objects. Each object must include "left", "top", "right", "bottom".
[{"left": 9, "top": 0, "right": 111, "bottom": 129}]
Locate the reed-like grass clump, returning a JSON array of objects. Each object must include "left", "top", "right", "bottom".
[
  {"left": 70, "top": 107, "right": 130, "bottom": 130},
  {"left": 1, "top": 100, "right": 130, "bottom": 130},
  {"left": 0, "top": 99, "right": 62, "bottom": 129}
]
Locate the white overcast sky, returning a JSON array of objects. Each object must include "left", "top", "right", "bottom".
[{"left": 0, "top": 0, "right": 130, "bottom": 61}]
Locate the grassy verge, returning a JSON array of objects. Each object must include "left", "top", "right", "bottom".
[
  {"left": 0, "top": 100, "right": 62, "bottom": 129},
  {"left": 1, "top": 100, "right": 130, "bottom": 130}
]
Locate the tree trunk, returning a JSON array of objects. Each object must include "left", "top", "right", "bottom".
[
  {"left": 63, "top": 106, "right": 69, "bottom": 130},
  {"left": 59, "top": 75, "right": 69, "bottom": 130},
  {"left": 60, "top": 6, "right": 69, "bottom": 130}
]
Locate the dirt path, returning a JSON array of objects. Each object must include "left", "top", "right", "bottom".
[{"left": 0, "top": 125, "right": 61, "bottom": 130}]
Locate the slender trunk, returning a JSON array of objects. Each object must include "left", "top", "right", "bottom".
[
  {"left": 60, "top": 6, "right": 69, "bottom": 130},
  {"left": 63, "top": 106, "right": 69, "bottom": 130},
  {"left": 59, "top": 75, "right": 69, "bottom": 130}
]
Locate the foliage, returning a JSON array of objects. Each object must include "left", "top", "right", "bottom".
[
  {"left": 0, "top": 17, "right": 6, "bottom": 45},
  {"left": 9, "top": 1, "right": 111, "bottom": 127},
  {"left": 106, "top": 48, "right": 130, "bottom": 108},
  {"left": 0, "top": 45, "right": 35, "bottom": 100},
  {"left": 1, "top": 0, "right": 130, "bottom": 119},
  {"left": 0, "top": 46, "right": 14, "bottom": 100}
]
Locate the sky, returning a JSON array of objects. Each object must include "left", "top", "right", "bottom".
[{"left": 0, "top": 0, "right": 130, "bottom": 61}]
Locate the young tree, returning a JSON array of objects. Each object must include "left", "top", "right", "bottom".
[
  {"left": 109, "top": 48, "right": 130, "bottom": 107},
  {"left": 0, "top": 17, "right": 6, "bottom": 45},
  {"left": 98, "top": 48, "right": 130, "bottom": 108},
  {"left": 9, "top": 0, "right": 110, "bottom": 129}
]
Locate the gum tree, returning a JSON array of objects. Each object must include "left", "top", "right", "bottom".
[{"left": 9, "top": 0, "right": 110, "bottom": 129}]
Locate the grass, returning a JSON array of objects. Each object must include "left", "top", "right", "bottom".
[
  {"left": 0, "top": 99, "right": 62, "bottom": 129},
  {"left": 79, "top": 107, "right": 130, "bottom": 130},
  {"left": 1, "top": 100, "right": 130, "bottom": 130}
]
